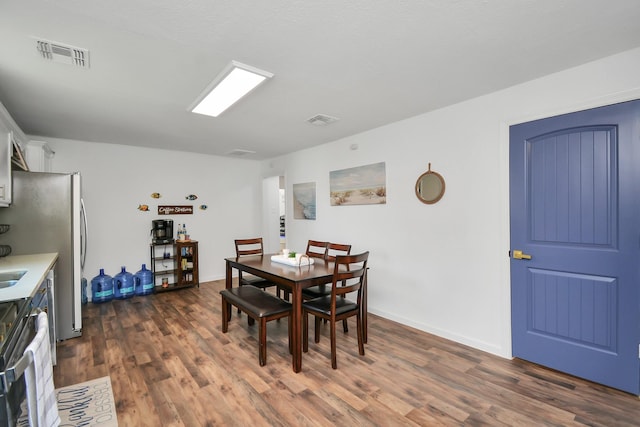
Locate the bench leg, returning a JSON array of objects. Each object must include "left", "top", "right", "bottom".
[
  {"left": 221, "top": 296, "right": 229, "bottom": 333},
  {"left": 259, "top": 318, "right": 267, "bottom": 366}
]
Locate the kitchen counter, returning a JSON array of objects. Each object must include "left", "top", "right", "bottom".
[{"left": 0, "top": 253, "right": 58, "bottom": 301}]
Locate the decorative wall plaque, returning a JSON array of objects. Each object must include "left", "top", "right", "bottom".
[{"left": 158, "top": 205, "right": 193, "bottom": 215}]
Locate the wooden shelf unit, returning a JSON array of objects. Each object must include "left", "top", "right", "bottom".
[{"left": 150, "top": 240, "right": 199, "bottom": 292}]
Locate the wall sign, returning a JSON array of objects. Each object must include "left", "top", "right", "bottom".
[{"left": 158, "top": 205, "right": 193, "bottom": 215}]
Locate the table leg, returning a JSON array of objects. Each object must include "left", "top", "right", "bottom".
[
  {"left": 225, "top": 260, "right": 232, "bottom": 289},
  {"left": 292, "top": 286, "right": 302, "bottom": 373},
  {"left": 225, "top": 261, "right": 233, "bottom": 322}
]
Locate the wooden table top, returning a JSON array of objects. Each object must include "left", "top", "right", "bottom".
[{"left": 225, "top": 254, "right": 335, "bottom": 287}]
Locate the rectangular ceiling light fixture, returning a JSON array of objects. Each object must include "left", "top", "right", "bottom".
[{"left": 190, "top": 60, "right": 273, "bottom": 118}]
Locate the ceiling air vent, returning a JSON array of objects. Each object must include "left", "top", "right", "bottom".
[
  {"left": 306, "top": 114, "right": 340, "bottom": 126},
  {"left": 35, "top": 39, "right": 90, "bottom": 69},
  {"left": 226, "top": 149, "right": 256, "bottom": 157}
]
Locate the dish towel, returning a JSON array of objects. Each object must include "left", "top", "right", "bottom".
[{"left": 24, "top": 312, "right": 60, "bottom": 427}]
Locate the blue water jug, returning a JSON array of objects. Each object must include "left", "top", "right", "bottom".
[
  {"left": 134, "top": 264, "right": 153, "bottom": 296},
  {"left": 113, "top": 266, "right": 135, "bottom": 299},
  {"left": 91, "top": 269, "right": 113, "bottom": 304}
]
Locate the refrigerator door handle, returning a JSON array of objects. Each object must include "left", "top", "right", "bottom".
[{"left": 81, "top": 198, "right": 87, "bottom": 270}]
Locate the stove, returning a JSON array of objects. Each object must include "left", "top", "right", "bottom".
[
  {"left": 0, "top": 298, "right": 35, "bottom": 426},
  {"left": 0, "top": 300, "right": 30, "bottom": 371}
]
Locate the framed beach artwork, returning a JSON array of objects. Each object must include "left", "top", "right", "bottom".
[
  {"left": 330, "top": 162, "right": 387, "bottom": 206},
  {"left": 293, "top": 182, "right": 317, "bottom": 220}
]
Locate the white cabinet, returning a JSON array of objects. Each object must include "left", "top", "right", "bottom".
[
  {"left": 0, "top": 101, "right": 35, "bottom": 206},
  {"left": 24, "top": 140, "right": 53, "bottom": 172},
  {"left": 0, "top": 133, "right": 10, "bottom": 207}
]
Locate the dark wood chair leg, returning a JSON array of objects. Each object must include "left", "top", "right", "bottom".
[
  {"left": 314, "top": 316, "right": 322, "bottom": 343},
  {"left": 303, "top": 312, "right": 309, "bottom": 352},
  {"left": 288, "top": 316, "right": 293, "bottom": 354},
  {"left": 356, "top": 313, "right": 365, "bottom": 356},
  {"left": 342, "top": 319, "right": 348, "bottom": 333},
  {"left": 330, "top": 318, "right": 337, "bottom": 369}
]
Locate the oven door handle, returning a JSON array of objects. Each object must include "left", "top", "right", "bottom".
[{"left": 3, "top": 349, "right": 34, "bottom": 384}]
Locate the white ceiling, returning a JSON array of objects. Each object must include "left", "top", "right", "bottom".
[{"left": 1, "top": 1, "right": 639, "bottom": 160}]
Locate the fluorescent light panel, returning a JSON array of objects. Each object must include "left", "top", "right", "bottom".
[{"left": 190, "top": 61, "right": 273, "bottom": 117}]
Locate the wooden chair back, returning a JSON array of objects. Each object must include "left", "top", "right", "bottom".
[
  {"left": 326, "top": 243, "right": 351, "bottom": 261},
  {"left": 331, "top": 252, "right": 369, "bottom": 304},
  {"left": 305, "top": 240, "right": 329, "bottom": 259},
  {"left": 235, "top": 238, "right": 264, "bottom": 257}
]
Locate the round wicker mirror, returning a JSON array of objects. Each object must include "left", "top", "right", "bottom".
[{"left": 415, "top": 163, "right": 445, "bottom": 204}]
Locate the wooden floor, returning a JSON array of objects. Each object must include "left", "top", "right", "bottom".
[{"left": 53, "top": 279, "right": 639, "bottom": 426}]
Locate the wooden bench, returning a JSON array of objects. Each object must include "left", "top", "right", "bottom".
[{"left": 220, "top": 286, "right": 292, "bottom": 366}]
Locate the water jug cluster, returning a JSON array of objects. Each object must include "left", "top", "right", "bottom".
[{"left": 90, "top": 264, "right": 152, "bottom": 303}]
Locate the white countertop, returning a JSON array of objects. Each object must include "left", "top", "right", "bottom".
[{"left": 0, "top": 253, "right": 58, "bottom": 301}]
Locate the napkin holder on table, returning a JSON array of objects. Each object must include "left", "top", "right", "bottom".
[{"left": 270, "top": 254, "right": 314, "bottom": 266}]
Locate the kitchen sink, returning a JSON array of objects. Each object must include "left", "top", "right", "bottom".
[
  {"left": 0, "top": 270, "right": 27, "bottom": 288},
  {"left": 0, "top": 280, "right": 20, "bottom": 289}
]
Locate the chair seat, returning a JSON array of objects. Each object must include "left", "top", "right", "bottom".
[
  {"left": 221, "top": 286, "right": 291, "bottom": 317},
  {"left": 302, "top": 295, "right": 358, "bottom": 316},
  {"left": 302, "top": 284, "right": 332, "bottom": 299}
]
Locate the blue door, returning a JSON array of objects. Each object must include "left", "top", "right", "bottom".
[{"left": 510, "top": 99, "right": 640, "bottom": 395}]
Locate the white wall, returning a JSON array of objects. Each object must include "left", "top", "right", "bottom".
[
  {"left": 263, "top": 47, "right": 640, "bottom": 357},
  {"left": 44, "top": 138, "right": 263, "bottom": 284},
  {"left": 19, "top": 47, "right": 640, "bottom": 358}
]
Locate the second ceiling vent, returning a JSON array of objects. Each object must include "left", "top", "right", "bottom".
[
  {"left": 35, "top": 38, "right": 90, "bottom": 69},
  {"left": 306, "top": 114, "right": 340, "bottom": 126}
]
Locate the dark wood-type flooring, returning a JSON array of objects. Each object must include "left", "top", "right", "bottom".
[{"left": 53, "top": 279, "right": 640, "bottom": 426}]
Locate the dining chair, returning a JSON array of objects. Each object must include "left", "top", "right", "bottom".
[
  {"left": 302, "top": 251, "right": 369, "bottom": 369},
  {"left": 302, "top": 242, "right": 352, "bottom": 330},
  {"left": 271, "top": 239, "right": 327, "bottom": 302},
  {"left": 302, "top": 242, "right": 351, "bottom": 305},
  {"left": 235, "top": 238, "right": 280, "bottom": 297},
  {"left": 220, "top": 285, "right": 292, "bottom": 366},
  {"left": 305, "top": 240, "right": 329, "bottom": 259}
]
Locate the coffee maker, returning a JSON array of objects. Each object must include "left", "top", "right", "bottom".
[{"left": 151, "top": 219, "right": 174, "bottom": 244}]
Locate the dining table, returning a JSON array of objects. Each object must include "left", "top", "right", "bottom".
[{"left": 225, "top": 253, "right": 368, "bottom": 373}]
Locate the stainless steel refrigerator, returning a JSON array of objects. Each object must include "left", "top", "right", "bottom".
[{"left": 0, "top": 170, "right": 87, "bottom": 340}]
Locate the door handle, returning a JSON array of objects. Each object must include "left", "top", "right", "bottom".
[{"left": 512, "top": 250, "right": 532, "bottom": 260}]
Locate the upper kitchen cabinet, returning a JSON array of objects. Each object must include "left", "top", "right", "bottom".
[
  {"left": 0, "top": 101, "right": 38, "bottom": 206},
  {"left": 0, "top": 132, "right": 11, "bottom": 206},
  {"left": 24, "top": 140, "right": 53, "bottom": 172}
]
